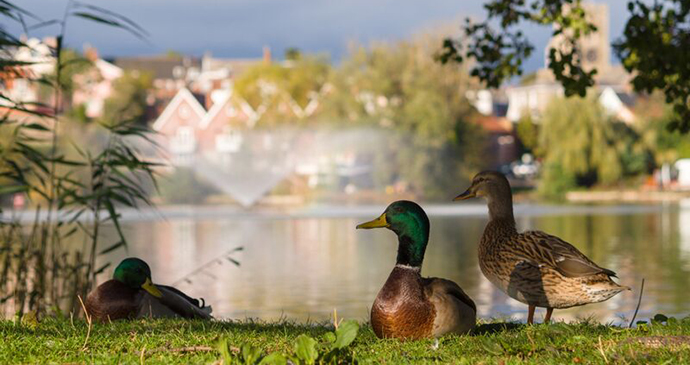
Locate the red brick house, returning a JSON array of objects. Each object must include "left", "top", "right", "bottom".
[
  {"left": 152, "top": 88, "right": 207, "bottom": 155},
  {"left": 197, "top": 91, "right": 259, "bottom": 153}
]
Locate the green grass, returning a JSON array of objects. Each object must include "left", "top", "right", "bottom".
[{"left": 2, "top": 316, "right": 690, "bottom": 364}]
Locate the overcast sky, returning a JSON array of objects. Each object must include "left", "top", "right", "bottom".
[{"left": 11, "top": 0, "right": 631, "bottom": 71}]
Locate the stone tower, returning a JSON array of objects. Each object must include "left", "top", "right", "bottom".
[{"left": 545, "top": 2, "right": 610, "bottom": 74}]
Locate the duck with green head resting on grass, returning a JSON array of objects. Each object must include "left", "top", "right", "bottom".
[
  {"left": 84, "top": 258, "right": 212, "bottom": 322},
  {"left": 357, "top": 200, "right": 476, "bottom": 339},
  {"left": 454, "top": 171, "right": 629, "bottom": 324}
]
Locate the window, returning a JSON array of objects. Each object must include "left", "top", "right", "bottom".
[{"left": 179, "top": 105, "right": 190, "bottom": 119}]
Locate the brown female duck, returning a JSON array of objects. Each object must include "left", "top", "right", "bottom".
[
  {"left": 357, "top": 200, "right": 476, "bottom": 339},
  {"left": 454, "top": 171, "right": 629, "bottom": 324},
  {"left": 85, "top": 258, "right": 212, "bottom": 322}
]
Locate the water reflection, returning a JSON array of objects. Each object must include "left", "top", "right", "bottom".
[{"left": 100, "top": 203, "right": 690, "bottom": 324}]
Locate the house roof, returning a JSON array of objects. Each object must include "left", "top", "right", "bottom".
[
  {"left": 473, "top": 115, "right": 513, "bottom": 134},
  {"left": 615, "top": 92, "right": 636, "bottom": 108},
  {"left": 202, "top": 57, "right": 262, "bottom": 77},
  {"left": 152, "top": 88, "right": 207, "bottom": 131},
  {"left": 199, "top": 91, "right": 232, "bottom": 129},
  {"left": 114, "top": 55, "right": 201, "bottom": 80}
]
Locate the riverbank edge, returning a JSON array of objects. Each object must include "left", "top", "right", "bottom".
[
  {"left": 1, "top": 316, "right": 689, "bottom": 363},
  {"left": 566, "top": 190, "right": 690, "bottom": 203}
]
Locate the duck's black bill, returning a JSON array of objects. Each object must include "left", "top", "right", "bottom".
[
  {"left": 453, "top": 190, "right": 475, "bottom": 201},
  {"left": 356, "top": 213, "right": 390, "bottom": 229}
]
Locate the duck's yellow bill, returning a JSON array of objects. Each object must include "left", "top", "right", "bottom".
[
  {"left": 142, "top": 278, "right": 163, "bottom": 298},
  {"left": 356, "top": 213, "right": 390, "bottom": 229},
  {"left": 453, "top": 189, "right": 476, "bottom": 201}
]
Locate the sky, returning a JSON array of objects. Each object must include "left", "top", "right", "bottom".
[{"left": 11, "top": 0, "right": 632, "bottom": 72}]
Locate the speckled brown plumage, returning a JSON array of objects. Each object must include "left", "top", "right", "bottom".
[
  {"left": 479, "top": 219, "right": 628, "bottom": 309},
  {"left": 456, "top": 171, "right": 629, "bottom": 321}
]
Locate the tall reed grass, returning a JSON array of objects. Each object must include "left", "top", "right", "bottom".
[{"left": 0, "top": 0, "right": 157, "bottom": 318}]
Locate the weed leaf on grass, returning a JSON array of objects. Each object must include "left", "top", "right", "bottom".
[
  {"left": 294, "top": 334, "right": 318, "bottom": 364},
  {"left": 333, "top": 320, "right": 359, "bottom": 349}
]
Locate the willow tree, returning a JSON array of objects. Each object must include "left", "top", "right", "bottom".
[{"left": 537, "top": 97, "right": 647, "bottom": 195}]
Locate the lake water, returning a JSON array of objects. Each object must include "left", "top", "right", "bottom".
[{"left": 99, "top": 201, "right": 690, "bottom": 324}]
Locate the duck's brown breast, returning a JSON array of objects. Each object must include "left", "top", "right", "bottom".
[
  {"left": 85, "top": 280, "right": 141, "bottom": 322},
  {"left": 371, "top": 267, "right": 435, "bottom": 339}
]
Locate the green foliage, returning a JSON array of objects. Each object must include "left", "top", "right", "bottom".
[
  {"left": 3, "top": 317, "right": 690, "bottom": 363},
  {"left": 537, "top": 96, "right": 647, "bottom": 191},
  {"left": 218, "top": 320, "right": 359, "bottom": 364},
  {"left": 637, "top": 97, "right": 690, "bottom": 165},
  {"left": 49, "top": 48, "right": 95, "bottom": 99},
  {"left": 515, "top": 114, "right": 539, "bottom": 154},
  {"left": 439, "top": 0, "right": 596, "bottom": 95},
  {"left": 537, "top": 161, "right": 576, "bottom": 200},
  {"left": 327, "top": 34, "right": 484, "bottom": 199},
  {"left": 613, "top": 1, "right": 690, "bottom": 132},
  {"left": 533, "top": 96, "right": 657, "bottom": 198},
  {"left": 284, "top": 47, "right": 302, "bottom": 61},
  {"left": 440, "top": 0, "right": 690, "bottom": 132},
  {"left": 293, "top": 334, "right": 318, "bottom": 364},
  {"left": 101, "top": 70, "right": 153, "bottom": 126},
  {"left": 233, "top": 54, "right": 330, "bottom": 122}
]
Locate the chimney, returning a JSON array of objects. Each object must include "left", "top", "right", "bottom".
[
  {"left": 84, "top": 44, "right": 99, "bottom": 62},
  {"left": 263, "top": 46, "right": 271, "bottom": 64},
  {"left": 43, "top": 36, "right": 57, "bottom": 49},
  {"left": 205, "top": 92, "right": 214, "bottom": 110}
]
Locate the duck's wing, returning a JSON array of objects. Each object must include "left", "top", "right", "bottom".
[
  {"left": 515, "top": 230, "right": 617, "bottom": 278},
  {"left": 138, "top": 285, "right": 212, "bottom": 319},
  {"left": 423, "top": 277, "right": 476, "bottom": 336},
  {"left": 423, "top": 277, "right": 476, "bottom": 313}
]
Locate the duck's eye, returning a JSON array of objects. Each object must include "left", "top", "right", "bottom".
[{"left": 394, "top": 207, "right": 404, "bottom": 213}]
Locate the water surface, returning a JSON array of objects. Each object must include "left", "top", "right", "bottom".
[{"left": 100, "top": 202, "right": 690, "bottom": 324}]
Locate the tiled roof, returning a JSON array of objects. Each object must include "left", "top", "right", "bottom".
[{"left": 114, "top": 56, "right": 201, "bottom": 79}]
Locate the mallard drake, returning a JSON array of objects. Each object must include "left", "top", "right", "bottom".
[
  {"left": 84, "top": 258, "right": 212, "bottom": 322},
  {"left": 454, "top": 171, "right": 629, "bottom": 324},
  {"left": 357, "top": 200, "right": 476, "bottom": 339}
]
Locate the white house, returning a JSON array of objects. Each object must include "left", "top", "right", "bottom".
[
  {"left": 505, "top": 83, "right": 565, "bottom": 122},
  {"left": 598, "top": 86, "right": 636, "bottom": 124},
  {"left": 675, "top": 159, "right": 690, "bottom": 188}
]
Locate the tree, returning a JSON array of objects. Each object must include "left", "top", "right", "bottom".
[
  {"left": 537, "top": 96, "right": 646, "bottom": 195},
  {"left": 38, "top": 48, "right": 94, "bottom": 108},
  {"left": 636, "top": 93, "right": 690, "bottom": 165},
  {"left": 439, "top": 0, "right": 690, "bottom": 132},
  {"left": 101, "top": 70, "right": 153, "bottom": 126},
  {"left": 515, "top": 114, "right": 539, "bottom": 155},
  {"left": 329, "top": 33, "right": 485, "bottom": 199},
  {"left": 233, "top": 54, "right": 330, "bottom": 124}
]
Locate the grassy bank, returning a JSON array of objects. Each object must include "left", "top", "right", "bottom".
[{"left": 2, "top": 316, "right": 690, "bottom": 364}]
